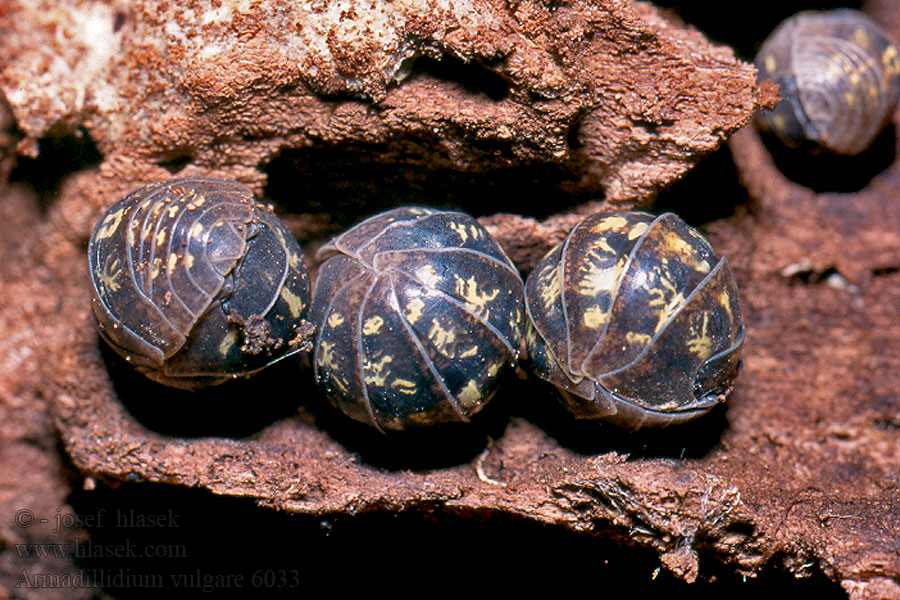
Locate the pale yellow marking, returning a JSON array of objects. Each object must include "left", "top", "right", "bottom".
[
  {"left": 392, "top": 379, "right": 417, "bottom": 395},
  {"left": 416, "top": 265, "right": 440, "bottom": 287},
  {"left": 764, "top": 54, "right": 776, "bottom": 74},
  {"left": 95, "top": 207, "right": 127, "bottom": 241},
  {"left": 849, "top": 71, "right": 860, "bottom": 87},
  {"left": 686, "top": 313, "right": 713, "bottom": 360},
  {"left": 362, "top": 316, "right": 384, "bottom": 335},
  {"left": 718, "top": 288, "right": 733, "bottom": 320},
  {"left": 487, "top": 362, "right": 502, "bottom": 377},
  {"left": 697, "top": 260, "right": 711, "bottom": 274},
  {"left": 317, "top": 340, "right": 339, "bottom": 370},
  {"left": 469, "top": 225, "right": 483, "bottom": 240},
  {"left": 327, "top": 312, "right": 344, "bottom": 328},
  {"left": 844, "top": 91, "right": 855, "bottom": 107},
  {"left": 191, "top": 222, "right": 204, "bottom": 239},
  {"left": 539, "top": 263, "right": 562, "bottom": 311},
  {"left": 449, "top": 221, "right": 468, "bottom": 243},
  {"left": 185, "top": 254, "right": 195, "bottom": 268},
  {"left": 167, "top": 253, "right": 178, "bottom": 273},
  {"left": 578, "top": 263, "right": 619, "bottom": 297},
  {"left": 363, "top": 355, "right": 393, "bottom": 386},
  {"left": 664, "top": 231, "right": 694, "bottom": 257},
  {"left": 583, "top": 304, "right": 607, "bottom": 329},
  {"left": 128, "top": 222, "right": 137, "bottom": 246},
  {"left": 625, "top": 331, "right": 651, "bottom": 346},
  {"left": 459, "top": 346, "right": 479, "bottom": 359},
  {"left": 428, "top": 319, "right": 457, "bottom": 353},
  {"left": 590, "top": 215, "right": 628, "bottom": 233},
  {"left": 218, "top": 329, "right": 238, "bottom": 356},
  {"left": 454, "top": 275, "right": 500, "bottom": 311},
  {"left": 869, "top": 84, "right": 879, "bottom": 99},
  {"left": 280, "top": 287, "right": 305, "bottom": 318},
  {"left": 457, "top": 380, "right": 482, "bottom": 407},
  {"left": 150, "top": 257, "right": 162, "bottom": 280},
  {"left": 188, "top": 195, "right": 206, "bottom": 209},
  {"left": 405, "top": 298, "right": 425, "bottom": 324},
  {"left": 853, "top": 27, "right": 870, "bottom": 48},
  {"left": 288, "top": 250, "right": 301, "bottom": 270},
  {"left": 99, "top": 255, "right": 122, "bottom": 293},
  {"left": 167, "top": 205, "right": 180, "bottom": 218},
  {"left": 628, "top": 222, "right": 649, "bottom": 240},
  {"left": 646, "top": 273, "right": 685, "bottom": 333}
]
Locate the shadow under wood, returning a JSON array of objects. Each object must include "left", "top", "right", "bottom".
[
  {"left": 263, "top": 144, "right": 590, "bottom": 230},
  {"left": 99, "top": 339, "right": 312, "bottom": 440},
  {"left": 64, "top": 481, "right": 848, "bottom": 597},
  {"left": 509, "top": 373, "right": 731, "bottom": 461}
]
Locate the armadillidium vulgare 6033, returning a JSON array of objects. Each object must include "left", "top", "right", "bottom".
[
  {"left": 310, "top": 207, "right": 525, "bottom": 431},
  {"left": 755, "top": 9, "right": 900, "bottom": 155},
  {"left": 88, "top": 177, "right": 311, "bottom": 389},
  {"left": 525, "top": 211, "right": 744, "bottom": 429}
]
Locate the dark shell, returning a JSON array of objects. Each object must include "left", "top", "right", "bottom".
[
  {"left": 524, "top": 211, "right": 744, "bottom": 429},
  {"left": 88, "top": 177, "right": 311, "bottom": 389},
  {"left": 310, "top": 207, "right": 525, "bottom": 431},
  {"left": 754, "top": 9, "right": 900, "bottom": 155}
]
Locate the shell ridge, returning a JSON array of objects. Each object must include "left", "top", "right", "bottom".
[
  {"left": 371, "top": 246, "right": 520, "bottom": 278},
  {"left": 388, "top": 275, "right": 470, "bottom": 423},
  {"left": 595, "top": 257, "right": 727, "bottom": 380},
  {"left": 387, "top": 267, "right": 517, "bottom": 356},
  {"left": 356, "top": 273, "right": 384, "bottom": 430},
  {"left": 581, "top": 212, "right": 669, "bottom": 375}
]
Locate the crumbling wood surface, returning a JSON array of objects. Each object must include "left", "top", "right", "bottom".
[{"left": 0, "top": 0, "right": 898, "bottom": 598}]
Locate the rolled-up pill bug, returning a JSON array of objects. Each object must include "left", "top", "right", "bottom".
[
  {"left": 310, "top": 207, "right": 525, "bottom": 431},
  {"left": 755, "top": 9, "right": 900, "bottom": 155},
  {"left": 525, "top": 211, "right": 744, "bottom": 429},
  {"left": 88, "top": 177, "right": 311, "bottom": 389}
]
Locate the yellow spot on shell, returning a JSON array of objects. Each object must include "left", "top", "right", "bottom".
[
  {"left": 363, "top": 316, "right": 384, "bottom": 335},
  {"left": 583, "top": 304, "right": 607, "bottom": 329},
  {"left": 318, "top": 340, "right": 338, "bottom": 370},
  {"left": 99, "top": 255, "right": 122, "bottom": 293},
  {"left": 459, "top": 345, "right": 479, "bottom": 358},
  {"left": 392, "top": 379, "right": 417, "bottom": 395},
  {"left": 628, "top": 222, "right": 649, "bottom": 240},
  {"left": 687, "top": 313, "right": 713, "bottom": 360},
  {"left": 764, "top": 54, "right": 776, "bottom": 74},
  {"left": 327, "top": 312, "right": 344, "bottom": 328},
  {"left": 218, "top": 329, "right": 238, "bottom": 356},
  {"left": 487, "top": 362, "right": 502, "bottom": 377},
  {"left": 449, "top": 221, "right": 468, "bottom": 243},
  {"left": 185, "top": 254, "right": 195, "bottom": 268},
  {"left": 844, "top": 91, "right": 855, "bottom": 107},
  {"left": 150, "top": 257, "right": 162, "bottom": 280},
  {"left": 428, "top": 319, "right": 456, "bottom": 353},
  {"left": 191, "top": 222, "right": 204, "bottom": 239},
  {"left": 416, "top": 265, "right": 440, "bottom": 287},
  {"left": 363, "top": 355, "right": 393, "bottom": 386},
  {"left": 853, "top": 28, "right": 870, "bottom": 48},
  {"left": 95, "top": 207, "right": 126, "bottom": 240},
  {"left": 280, "top": 287, "right": 305, "bottom": 318},
  {"left": 625, "top": 331, "right": 651, "bottom": 346},
  {"left": 590, "top": 215, "right": 628, "bottom": 233},
  {"left": 167, "top": 253, "right": 178, "bottom": 272},
  {"left": 718, "top": 288, "right": 733, "bottom": 320},
  {"left": 167, "top": 205, "right": 180, "bottom": 218},
  {"left": 664, "top": 232, "right": 694, "bottom": 257},
  {"left": 772, "top": 114, "right": 787, "bottom": 132},
  {"left": 457, "top": 380, "right": 482, "bottom": 408},
  {"left": 539, "top": 263, "right": 562, "bottom": 311},
  {"left": 454, "top": 275, "right": 499, "bottom": 312},
  {"left": 578, "top": 264, "right": 619, "bottom": 296},
  {"left": 405, "top": 298, "right": 425, "bottom": 324}
]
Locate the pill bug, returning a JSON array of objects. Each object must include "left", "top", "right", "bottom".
[
  {"left": 755, "top": 9, "right": 900, "bottom": 155},
  {"left": 524, "top": 211, "right": 744, "bottom": 429},
  {"left": 310, "top": 207, "right": 525, "bottom": 431},
  {"left": 88, "top": 177, "right": 311, "bottom": 389}
]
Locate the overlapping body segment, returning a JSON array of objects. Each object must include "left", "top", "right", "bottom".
[
  {"left": 311, "top": 207, "right": 525, "bottom": 430},
  {"left": 525, "top": 211, "right": 744, "bottom": 428},
  {"left": 88, "top": 177, "right": 311, "bottom": 389}
]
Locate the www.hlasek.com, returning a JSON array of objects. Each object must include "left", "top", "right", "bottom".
[{"left": 16, "top": 540, "right": 187, "bottom": 560}]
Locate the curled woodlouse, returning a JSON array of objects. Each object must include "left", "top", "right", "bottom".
[
  {"left": 755, "top": 9, "right": 900, "bottom": 155},
  {"left": 88, "top": 177, "right": 311, "bottom": 389},
  {"left": 524, "top": 211, "right": 744, "bottom": 429},
  {"left": 310, "top": 207, "right": 525, "bottom": 431}
]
